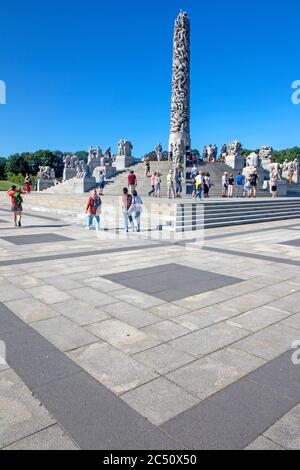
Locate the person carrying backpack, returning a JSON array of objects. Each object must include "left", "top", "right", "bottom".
[
  {"left": 85, "top": 189, "right": 102, "bottom": 231},
  {"left": 129, "top": 190, "right": 143, "bottom": 232},
  {"left": 7, "top": 186, "right": 24, "bottom": 227},
  {"left": 122, "top": 187, "right": 133, "bottom": 232}
]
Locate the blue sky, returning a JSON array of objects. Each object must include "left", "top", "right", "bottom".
[{"left": 0, "top": 0, "right": 299, "bottom": 158}]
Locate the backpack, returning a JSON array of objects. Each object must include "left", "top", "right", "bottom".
[
  {"left": 14, "top": 192, "right": 23, "bottom": 205},
  {"left": 127, "top": 194, "right": 133, "bottom": 210},
  {"left": 92, "top": 196, "right": 102, "bottom": 210}
]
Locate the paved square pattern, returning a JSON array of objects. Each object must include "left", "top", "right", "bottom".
[
  {"left": 1, "top": 202, "right": 300, "bottom": 450},
  {"left": 281, "top": 238, "right": 300, "bottom": 247},
  {"left": 1, "top": 233, "right": 74, "bottom": 245},
  {"left": 103, "top": 264, "right": 242, "bottom": 302}
]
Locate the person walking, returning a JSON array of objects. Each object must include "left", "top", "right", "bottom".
[
  {"left": 154, "top": 172, "right": 162, "bottom": 198},
  {"left": 128, "top": 171, "right": 137, "bottom": 195},
  {"left": 122, "top": 188, "right": 133, "bottom": 232},
  {"left": 222, "top": 173, "right": 229, "bottom": 197},
  {"left": 250, "top": 172, "right": 259, "bottom": 198},
  {"left": 244, "top": 178, "right": 251, "bottom": 198},
  {"left": 213, "top": 144, "right": 218, "bottom": 162},
  {"left": 85, "top": 189, "right": 102, "bottom": 230},
  {"left": 129, "top": 190, "right": 143, "bottom": 232},
  {"left": 148, "top": 172, "right": 157, "bottom": 197},
  {"left": 228, "top": 174, "right": 235, "bottom": 198},
  {"left": 98, "top": 171, "right": 105, "bottom": 195},
  {"left": 191, "top": 164, "right": 198, "bottom": 180},
  {"left": 236, "top": 172, "right": 244, "bottom": 198},
  {"left": 8, "top": 185, "right": 24, "bottom": 227},
  {"left": 195, "top": 173, "right": 204, "bottom": 201},
  {"left": 24, "top": 174, "right": 32, "bottom": 193},
  {"left": 271, "top": 174, "right": 280, "bottom": 199},
  {"left": 167, "top": 171, "right": 175, "bottom": 199},
  {"left": 144, "top": 158, "right": 151, "bottom": 178},
  {"left": 207, "top": 145, "right": 214, "bottom": 162},
  {"left": 202, "top": 145, "right": 208, "bottom": 162},
  {"left": 204, "top": 173, "right": 211, "bottom": 198},
  {"left": 175, "top": 169, "right": 183, "bottom": 198}
]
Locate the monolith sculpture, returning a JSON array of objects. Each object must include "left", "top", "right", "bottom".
[{"left": 169, "top": 11, "right": 191, "bottom": 170}]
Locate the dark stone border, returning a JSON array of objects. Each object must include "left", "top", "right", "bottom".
[
  {"left": 203, "top": 245, "right": 300, "bottom": 267},
  {"left": 1, "top": 302, "right": 300, "bottom": 449}
]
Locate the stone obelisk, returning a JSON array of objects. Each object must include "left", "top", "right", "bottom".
[{"left": 169, "top": 11, "right": 191, "bottom": 171}]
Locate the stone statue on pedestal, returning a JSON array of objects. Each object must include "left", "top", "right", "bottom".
[
  {"left": 259, "top": 146, "right": 274, "bottom": 170},
  {"left": 155, "top": 143, "right": 163, "bottom": 162},
  {"left": 225, "top": 141, "right": 244, "bottom": 171}
]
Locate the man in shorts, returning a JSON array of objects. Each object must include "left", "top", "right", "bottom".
[{"left": 8, "top": 185, "right": 24, "bottom": 227}]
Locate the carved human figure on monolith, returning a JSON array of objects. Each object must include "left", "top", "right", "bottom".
[{"left": 169, "top": 11, "right": 191, "bottom": 192}]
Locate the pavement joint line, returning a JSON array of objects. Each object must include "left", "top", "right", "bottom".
[{"left": 203, "top": 245, "right": 300, "bottom": 267}]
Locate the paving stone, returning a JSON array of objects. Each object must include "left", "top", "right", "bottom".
[
  {"left": 161, "top": 378, "right": 294, "bottom": 450},
  {"left": 2, "top": 325, "right": 81, "bottom": 389},
  {"left": 121, "top": 378, "right": 199, "bottom": 426},
  {"left": 123, "top": 429, "right": 185, "bottom": 450},
  {"left": 264, "top": 405, "right": 300, "bottom": 450},
  {"left": 141, "top": 320, "right": 190, "bottom": 343},
  {"left": 34, "top": 371, "right": 154, "bottom": 450},
  {"left": 31, "top": 316, "right": 98, "bottom": 352},
  {"left": 86, "top": 319, "right": 161, "bottom": 354},
  {"left": 67, "top": 287, "right": 116, "bottom": 307},
  {"left": 113, "top": 289, "right": 164, "bottom": 308},
  {"left": 101, "top": 302, "right": 162, "bottom": 328},
  {"left": 0, "top": 303, "right": 27, "bottom": 333},
  {"left": 149, "top": 303, "right": 190, "bottom": 319},
  {"left": 5, "top": 274, "right": 43, "bottom": 289},
  {"left": 248, "top": 351, "right": 300, "bottom": 402},
  {"left": 4, "top": 424, "right": 79, "bottom": 450},
  {"left": 51, "top": 299, "right": 110, "bottom": 326},
  {"left": 228, "top": 306, "right": 290, "bottom": 333},
  {"left": 26, "top": 286, "right": 72, "bottom": 305},
  {"left": 84, "top": 277, "right": 123, "bottom": 292},
  {"left": 133, "top": 344, "right": 195, "bottom": 375},
  {"left": 281, "top": 312, "right": 300, "bottom": 331},
  {"left": 170, "top": 323, "right": 250, "bottom": 357},
  {"left": 268, "top": 291, "right": 300, "bottom": 314},
  {"left": 1, "top": 233, "right": 73, "bottom": 245},
  {"left": 172, "top": 305, "right": 238, "bottom": 331},
  {"left": 0, "top": 369, "right": 55, "bottom": 449},
  {"left": 68, "top": 342, "right": 158, "bottom": 395},
  {"left": 167, "top": 347, "right": 265, "bottom": 400},
  {"left": 245, "top": 436, "right": 285, "bottom": 450},
  {"left": 43, "top": 276, "right": 82, "bottom": 291},
  {"left": 0, "top": 285, "right": 30, "bottom": 302},
  {"left": 4, "top": 299, "right": 59, "bottom": 323},
  {"left": 234, "top": 324, "right": 299, "bottom": 361}
]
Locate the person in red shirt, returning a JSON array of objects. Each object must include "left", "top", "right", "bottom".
[
  {"left": 128, "top": 171, "right": 137, "bottom": 195},
  {"left": 85, "top": 189, "right": 102, "bottom": 231},
  {"left": 8, "top": 186, "right": 24, "bottom": 227}
]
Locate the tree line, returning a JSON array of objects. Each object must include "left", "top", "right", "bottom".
[
  {"left": 0, "top": 150, "right": 88, "bottom": 182},
  {"left": 0, "top": 146, "right": 299, "bottom": 183}
]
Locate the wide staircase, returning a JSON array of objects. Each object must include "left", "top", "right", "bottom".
[{"left": 174, "top": 199, "right": 300, "bottom": 231}]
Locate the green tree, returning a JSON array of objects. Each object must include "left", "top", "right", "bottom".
[
  {"left": 75, "top": 151, "right": 88, "bottom": 163},
  {"left": 0, "top": 157, "right": 7, "bottom": 179},
  {"left": 6, "top": 154, "right": 29, "bottom": 176},
  {"left": 273, "top": 147, "right": 300, "bottom": 164}
]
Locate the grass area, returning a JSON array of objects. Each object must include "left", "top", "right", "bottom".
[{"left": 0, "top": 180, "right": 15, "bottom": 191}]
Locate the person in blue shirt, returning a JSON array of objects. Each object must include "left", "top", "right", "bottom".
[{"left": 236, "top": 172, "right": 244, "bottom": 198}]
